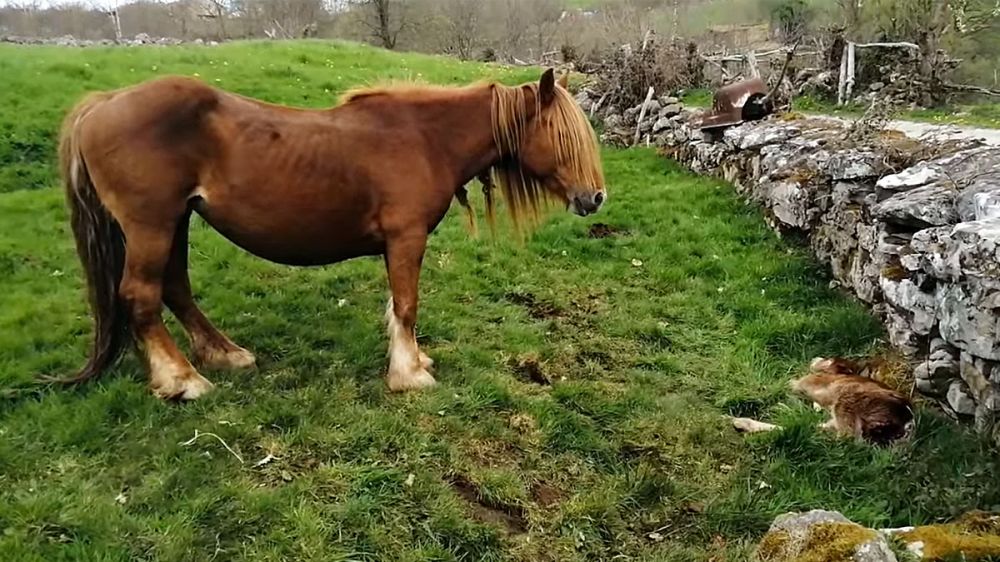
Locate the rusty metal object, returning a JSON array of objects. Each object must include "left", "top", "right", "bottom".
[{"left": 698, "top": 77, "right": 773, "bottom": 131}]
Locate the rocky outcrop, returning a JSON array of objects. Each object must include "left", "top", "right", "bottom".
[
  {"left": 757, "top": 510, "right": 1000, "bottom": 561},
  {"left": 582, "top": 85, "right": 1000, "bottom": 440},
  {"left": 670, "top": 116, "right": 1000, "bottom": 439},
  {"left": 718, "top": 122, "right": 995, "bottom": 436}
]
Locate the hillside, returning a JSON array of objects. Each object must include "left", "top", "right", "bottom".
[{"left": 1, "top": 41, "right": 998, "bottom": 562}]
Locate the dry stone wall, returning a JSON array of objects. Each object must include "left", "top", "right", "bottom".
[{"left": 582, "top": 89, "right": 1000, "bottom": 439}]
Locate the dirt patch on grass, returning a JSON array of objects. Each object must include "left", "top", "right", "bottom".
[
  {"left": 511, "top": 354, "right": 551, "bottom": 385},
  {"left": 463, "top": 439, "right": 524, "bottom": 469},
  {"left": 588, "top": 223, "right": 629, "bottom": 239},
  {"left": 576, "top": 349, "right": 614, "bottom": 368},
  {"left": 447, "top": 474, "right": 527, "bottom": 534},
  {"left": 505, "top": 291, "right": 563, "bottom": 320},
  {"left": 530, "top": 481, "right": 563, "bottom": 508}
]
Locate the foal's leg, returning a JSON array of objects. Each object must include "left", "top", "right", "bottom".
[
  {"left": 384, "top": 231, "right": 436, "bottom": 391},
  {"left": 120, "top": 222, "right": 214, "bottom": 399},
  {"left": 163, "top": 212, "right": 256, "bottom": 371}
]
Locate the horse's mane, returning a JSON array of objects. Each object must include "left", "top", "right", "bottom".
[
  {"left": 488, "top": 82, "right": 603, "bottom": 233},
  {"left": 339, "top": 80, "right": 482, "bottom": 105},
  {"left": 340, "top": 78, "right": 603, "bottom": 235}
]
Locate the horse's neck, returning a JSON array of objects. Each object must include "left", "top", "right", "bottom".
[{"left": 412, "top": 85, "right": 536, "bottom": 189}]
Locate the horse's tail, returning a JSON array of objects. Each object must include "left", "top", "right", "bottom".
[{"left": 54, "top": 92, "right": 131, "bottom": 385}]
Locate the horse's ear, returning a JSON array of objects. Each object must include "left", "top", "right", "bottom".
[
  {"left": 539, "top": 68, "right": 556, "bottom": 107},
  {"left": 557, "top": 73, "right": 569, "bottom": 89}
]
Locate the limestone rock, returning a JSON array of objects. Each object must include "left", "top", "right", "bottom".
[
  {"left": 658, "top": 103, "right": 682, "bottom": 118},
  {"left": 914, "top": 340, "right": 960, "bottom": 396},
  {"left": 652, "top": 116, "right": 673, "bottom": 133},
  {"left": 948, "top": 380, "right": 978, "bottom": 415},
  {"left": 971, "top": 188, "right": 1000, "bottom": 220},
  {"left": 756, "top": 510, "right": 897, "bottom": 562},
  {"left": 766, "top": 181, "right": 812, "bottom": 229},
  {"left": 877, "top": 162, "right": 943, "bottom": 193},
  {"left": 727, "top": 123, "right": 800, "bottom": 151},
  {"left": 826, "top": 150, "right": 883, "bottom": 181},
  {"left": 939, "top": 285, "right": 1000, "bottom": 361},
  {"left": 880, "top": 278, "right": 937, "bottom": 336},
  {"left": 873, "top": 183, "right": 959, "bottom": 228}
]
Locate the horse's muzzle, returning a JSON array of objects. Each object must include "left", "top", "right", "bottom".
[{"left": 571, "top": 191, "right": 606, "bottom": 216}]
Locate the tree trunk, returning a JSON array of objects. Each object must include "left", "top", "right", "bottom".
[
  {"left": 376, "top": 0, "right": 395, "bottom": 49},
  {"left": 917, "top": 2, "right": 952, "bottom": 107}
]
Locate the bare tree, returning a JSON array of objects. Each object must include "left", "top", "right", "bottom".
[
  {"left": 858, "top": 0, "right": 1000, "bottom": 104},
  {"left": 836, "top": 0, "right": 862, "bottom": 29},
  {"left": 353, "top": 0, "right": 409, "bottom": 49},
  {"left": 439, "top": 0, "right": 481, "bottom": 59},
  {"left": 204, "top": 0, "right": 231, "bottom": 39},
  {"left": 238, "top": 0, "right": 326, "bottom": 39},
  {"left": 525, "top": 0, "right": 563, "bottom": 59}
]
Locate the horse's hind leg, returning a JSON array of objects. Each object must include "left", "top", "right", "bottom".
[
  {"left": 163, "top": 211, "right": 256, "bottom": 371},
  {"left": 120, "top": 221, "right": 213, "bottom": 400}
]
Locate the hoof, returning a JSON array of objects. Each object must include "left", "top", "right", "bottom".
[
  {"left": 197, "top": 345, "right": 257, "bottom": 371},
  {"left": 151, "top": 369, "right": 215, "bottom": 401},
  {"left": 387, "top": 366, "right": 437, "bottom": 392},
  {"left": 419, "top": 351, "right": 434, "bottom": 371}
]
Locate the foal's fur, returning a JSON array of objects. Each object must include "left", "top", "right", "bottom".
[
  {"left": 58, "top": 69, "right": 605, "bottom": 399},
  {"left": 792, "top": 357, "right": 914, "bottom": 445},
  {"left": 733, "top": 357, "right": 914, "bottom": 445}
]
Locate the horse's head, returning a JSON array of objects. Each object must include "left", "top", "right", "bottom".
[
  {"left": 490, "top": 69, "right": 606, "bottom": 225},
  {"left": 520, "top": 69, "right": 606, "bottom": 216}
]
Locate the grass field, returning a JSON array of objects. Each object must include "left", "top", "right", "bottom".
[{"left": 1, "top": 40, "right": 999, "bottom": 561}]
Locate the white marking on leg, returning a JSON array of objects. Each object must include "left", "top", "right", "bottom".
[
  {"left": 191, "top": 331, "right": 256, "bottom": 371},
  {"left": 147, "top": 340, "right": 214, "bottom": 400},
  {"left": 385, "top": 297, "right": 435, "bottom": 392}
]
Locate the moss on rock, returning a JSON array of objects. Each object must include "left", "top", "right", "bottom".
[
  {"left": 756, "top": 521, "right": 885, "bottom": 562},
  {"left": 899, "top": 512, "right": 1000, "bottom": 561}
]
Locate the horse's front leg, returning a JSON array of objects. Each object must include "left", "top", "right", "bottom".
[{"left": 384, "top": 230, "right": 436, "bottom": 392}]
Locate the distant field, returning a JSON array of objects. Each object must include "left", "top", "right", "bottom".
[
  {"left": 0, "top": 40, "right": 538, "bottom": 195},
  {"left": 1, "top": 40, "right": 998, "bottom": 562}
]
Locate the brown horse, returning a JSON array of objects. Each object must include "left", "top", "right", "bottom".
[{"left": 56, "top": 68, "right": 605, "bottom": 400}]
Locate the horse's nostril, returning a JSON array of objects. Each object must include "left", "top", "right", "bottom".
[{"left": 594, "top": 192, "right": 605, "bottom": 206}]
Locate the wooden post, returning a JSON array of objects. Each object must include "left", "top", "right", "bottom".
[
  {"left": 109, "top": 7, "right": 123, "bottom": 43},
  {"left": 633, "top": 86, "right": 655, "bottom": 146},
  {"left": 837, "top": 42, "right": 848, "bottom": 105},
  {"left": 845, "top": 42, "right": 856, "bottom": 102},
  {"left": 590, "top": 92, "right": 609, "bottom": 119},
  {"left": 641, "top": 29, "right": 654, "bottom": 51},
  {"left": 746, "top": 51, "right": 759, "bottom": 78}
]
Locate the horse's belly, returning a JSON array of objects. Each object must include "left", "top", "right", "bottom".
[{"left": 191, "top": 193, "right": 383, "bottom": 266}]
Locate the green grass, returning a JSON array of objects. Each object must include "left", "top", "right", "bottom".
[
  {"left": 0, "top": 40, "right": 539, "bottom": 195},
  {"left": 680, "top": 88, "right": 714, "bottom": 108},
  {"left": 1, "top": 40, "right": 998, "bottom": 562}
]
